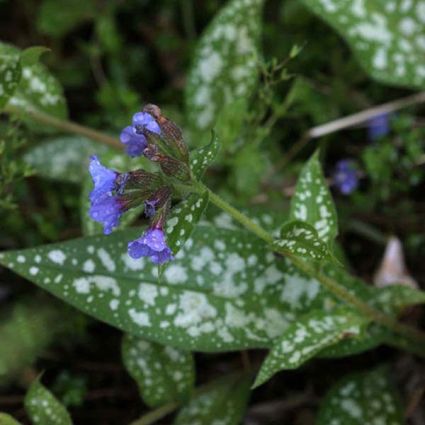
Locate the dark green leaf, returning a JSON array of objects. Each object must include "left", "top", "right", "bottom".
[
  {"left": 300, "top": 0, "right": 425, "bottom": 89},
  {"left": 166, "top": 191, "right": 209, "bottom": 254},
  {"left": 253, "top": 308, "right": 366, "bottom": 388},
  {"left": 190, "top": 131, "right": 220, "bottom": 180},
  {"left": 122, "top": 335, "right": 194, "bottom": 407},
  {"left": 173, "top": 374, "right": 252, "bottom": 425},
  {"left": 186, "top": 0, "right": 264, "bottom": 141},
  {"left": 273, "top": 220, "right": 329, "bottom": 260},
  {"left": 25, "top": 379, "right": 73, "bottom": 425},
  {"left": 0, "top": 47, "right": 21, "bottom": 108},
  {"left": 289, "top": 151, "right": 338, "bottom": 244},
  {"left": 317, "top": 367, "right": 403, "bottom": 425}
]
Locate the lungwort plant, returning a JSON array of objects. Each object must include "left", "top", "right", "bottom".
[{"left": 1, "top": 0, "right": 425, "bottom": 423}]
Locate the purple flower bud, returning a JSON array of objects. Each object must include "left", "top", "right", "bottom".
[
  {"left": 333, "top": 160, "right": 358, "bottom": 195},
  {"left": 367, "top": 113, "right": 390, "bottom": 141},
  {"left": 88, "top": 155, "right": 125, "bottom": 234},
  {"left": 128, "top": 228, "right": 174, "bottom": 264},
  {"left": 120, "top": 112, "right": 161, "bottom": 157},
  {"left": 144, "top": 199, "right": 157, "bottom": 218}
]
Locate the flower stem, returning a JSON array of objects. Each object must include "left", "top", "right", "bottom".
[
  {"left": 4, "top": 104, "right": 122, "bottom": 150},
  {"left": 194, "top": 181, "right": 425, "bottom": 353}
]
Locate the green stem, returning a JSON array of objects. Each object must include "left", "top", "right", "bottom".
[
  {"left": 194, "top": 181, "right": 425, "bottom": 352},
  {"left": 129, "top": 401, "right": 179, "bottom": 425},
  {"left": 4, "top": 104, "right": 122, "bottom": 150}
]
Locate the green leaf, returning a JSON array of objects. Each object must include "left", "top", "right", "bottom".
[
  {"left": 24, "top": 136, "right": 109, "bottom": 183},
  {"left": 253, "top": 309, "right": 366, "bottom": 388},
  {"left": 25, "top": 379, "right": 73, "bottom": 425},
  {"left": 0, "top": 47, "right": 21, "bottom": 108},
  {"left": 122, "top": 335, "right": 194, "bottom": 408},
  {"left": 166, "top": 191, "right": 209, "bottom": 254},
  {"left": 37, "top": 0, "right": 95, "bottom": 37},
  {"left": 0, "top": 413, "right": 22, "bottom": 425},
  {"left": 0, "top": 42, "right": 67, "bottom": 119},
  {"left": 0, "top": 225, "right": 302, "bottom": 352},
  {"left": 186, "top": 0, "right": 264, "bottom": 139},
  {"left": 21, "top": 46, "right": 51, "bottom": 67},
  {"left": 190, "top": 131, "right": 220, "bottom": 180},
  {"left": 289, "top": 151, "right": 338, "bottom": 244},
  {"left": 273, "top": 220, "right": 329, "bottom": 261},
  {"left": 317, "top": 367, "right": 403, "bottom": 425},
  {"left": 173, "top": 374, "right": 252, "bottom": 425},
  {"left": 300, "top": 0, "right": 425, "bottom": 89}
]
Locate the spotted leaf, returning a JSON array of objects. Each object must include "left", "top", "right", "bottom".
[
  {"left": 300, "top": 0, "right": 425, "bottom": 89},
  {"left": 0, "top": 41, "right": 67, "bottom": 119},
  {"left": 173, "top": 373, "right": 252, "bottom": 425},
  {"left": 186, "top": 0, "right": 264, "bottom": 142},
  {"left": 0, "top": 46, "right": 21, "bottom": 109},
  {"left": 20, "top": 46, "right": 51, "bottom": 67},
  {"left": 273, "top": 220, "right": 329, "bottom": 261},
  {"left": 190, "top": 131, "right": 220, "bottom": 180},
  {"left": 122, "top": 335, "right": 194, "bottom": 408},
  {"left": 0, "top": 225, "right": 326, "bottom": 352},
  {"left": 24, "top": 136, "right": 109, "bottom": 183},
  {"left": 253, "top": 309, "right": 366, "bottom": 388},
  {"left": 166, "top": 191, "right": 209, "bottom": 254},
  {"left": 317, "top": 367, "right": 403, "bottom": 425},
  {"left": 25, "top": 379, "right": 73, "bottom": 425},
  {"left": 289, "top": 151, "right": 338, "bottom": 244}
]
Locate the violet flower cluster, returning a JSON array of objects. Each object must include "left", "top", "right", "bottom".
[
  {"left": 88, "top": 104, "right": 189, "bottom": 265},
  {"left": 333, "top": 160, "right": 359, "bottom": 195}
]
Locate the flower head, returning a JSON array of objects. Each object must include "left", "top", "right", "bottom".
[
  {"left": 128, "top": 228, "right": 173, "bottom": 264},
  {"left": 333, "top": 160, "right": 358, "bottom": 195},
  {"left": 367, "top": 113, "right": 390, "bottom": 141},
  {"left": 120, "top": 112, "right": 161, "bottom": 157},
  {"left": 89, "top": 155, "right": 125, "bottom": 234}
]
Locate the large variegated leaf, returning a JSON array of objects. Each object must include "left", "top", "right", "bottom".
[
  {"left": 253, "top": 309, "right": 366, "bottom": 387},
  {"left": 0, "top": 225, "right": 307, "bottom": 351},
  {"left": 173, "top": 374, "right": 252, "bottom": 425},
  {"left": 317, "top": 367, "right": 403, "bottom": 425},
  {"left": 0, "top": 42, "right": 67, "bottom": 119},
  {"left": 289, "top": 151, "right": 338, "bottom": 244},
  {"left": 122, "top": 335, "right": 194, "bottom": 407},
  {"left": 300, "top": 0, "right": 425, "bottom": 88},
  {"left": 25, "top": 379, "right": 73, "bottom": 425},
  {"left": 186, "top": 0, "right": 264, "bottom": 139},
  {"left": 24, "top": 136, "right": 109, "bottom": 183}
]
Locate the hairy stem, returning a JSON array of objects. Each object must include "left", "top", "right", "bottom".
[
  {"left": 194, "top": 181, "right": 425, "bottom": 353},
  {"left": 4, "top": 104, "right": 122, "bottom": 150}
]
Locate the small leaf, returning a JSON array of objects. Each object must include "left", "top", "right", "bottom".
[
  {"left": 289, "top": 151, "right": 338, "bottom": 244},
  {"left": 166, "top": 191, "right": 209, "bottom": 254},
  {"left": 0, "top": 48, "right": 21, "bottom": 108},
  {"left": 24, "top": 136, "right": 109, "bottom": 183},
  {"left": 25, "top": 379, "right": 73, "bottom": 425},
  {"left": 21, "top": 46, "right": 51, "bottom": 67},
  {"left": 0, "top": 413, "right": 22, "bottom": 425},
  {"left": 190, "top": 131, "right": 220, "bottom": 180},
  {"left": 186, "top": 0, "right": 264, "bottom": 140},
  {"left": 317, "top": 367, "right": 403, "bottom": 425},
  {"left": 253, "top": 309, "right": 366, "bottom": 388},
  {"left": 273, "top": 220, "right": 329, "bottom": 260},
  {"left": 173, "top": 374, "right": 252, "bottom": 425},
  {"left": 300, "top": 0, "right": 425, "bottom": 89},
  {"left": 122, "top": 335, "right": 194, "bottom": 408},
  {"left": 0, "top": 41, "right": 67, "bottom": 119}
]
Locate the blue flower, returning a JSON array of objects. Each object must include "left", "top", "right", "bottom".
[
  {"left": 333, "top": 160, "right": 358, "bottom": 195},
  {"left": 368, "top": 113, "right": 390, "bottom": 141},
  {"left": 88, "top": 155, "right": 124, "bottom": 235},
  {"left": 128, "top": 228, "right": 174, "bottom": 264},
  {"left": 120, "top": 112, "right": 161, "bottom": 157}
]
